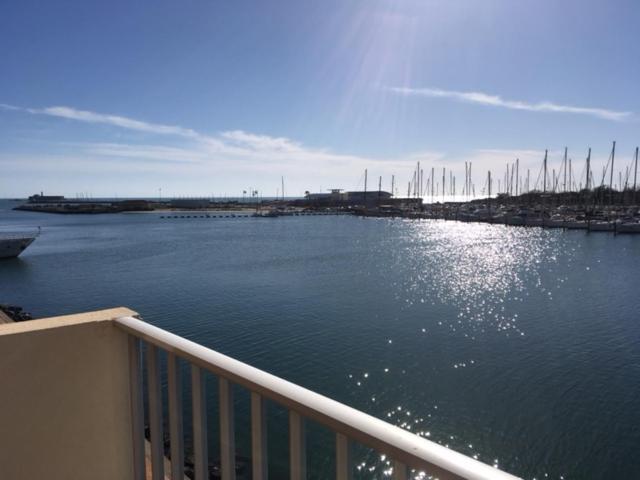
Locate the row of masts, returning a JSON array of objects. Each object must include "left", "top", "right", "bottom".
[{"left": 361, "top": 142, "right": 639, "bottom": 202}]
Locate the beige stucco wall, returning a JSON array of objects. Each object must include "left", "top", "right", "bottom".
[{"left": 0, "top": 307, "right": 138, "bottom": 480}]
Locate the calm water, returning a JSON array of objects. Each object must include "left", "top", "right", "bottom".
[{"left": 1, "top": 200, "right": 639, "bottom": 479}]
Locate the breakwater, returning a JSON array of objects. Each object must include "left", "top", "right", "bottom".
[{"left": 160, "top": 210, "right": 353, "bottom": 219}]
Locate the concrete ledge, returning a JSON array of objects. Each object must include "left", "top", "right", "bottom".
[
  {"left": 0, "top": 306, "right": 138, "bottom": 336},
  {"left": 0, "top": 307, "right": 140, "bottom": 480}
]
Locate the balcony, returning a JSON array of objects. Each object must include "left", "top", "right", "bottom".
[{"left": 0, "top": 308, "right": 521, "bottom": 480}]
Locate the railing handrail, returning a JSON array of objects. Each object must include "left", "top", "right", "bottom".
[{"left": 115, "top": 316, "right": 521, "bottom": 480}]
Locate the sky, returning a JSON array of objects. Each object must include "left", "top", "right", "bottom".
[{"left": 1, "top": 0, "right": 640, "bottom": 198}]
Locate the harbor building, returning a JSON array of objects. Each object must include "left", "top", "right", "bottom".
[
  {"left": 169, "top": 198, "right": 211, "bottom": 209},
  {"left": 304, "top": 189, "right": 394, "bottom": 207},
  {"left": 28, "top": 193, "right": 66, "bottom": 203}
]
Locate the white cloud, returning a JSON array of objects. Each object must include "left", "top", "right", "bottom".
[
  {"left": 0, "top": 102, "right": 625, "bottom": 196},
  {"left": 0, "top": 103, "right": 432, "bottom": 190},
  {"left": 0, "top": 103, "right": 21, "bottom": 111},
  {"left": 220, "top": 130, "right": 305, "bottom": 154},
  {"left": 387, "top": 86, "right": 632, "bottom": 121},
  {"left": 35, "top": 106, "right": 202, "bottom": 138}
]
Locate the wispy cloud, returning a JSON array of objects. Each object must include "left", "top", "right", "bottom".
[
  {"left": 0, "top": 103, "right": 438, "bottom": 192},
  {"left": 0, "top": 102, "right": 619, "bottom": 197},
  {"left": 0, "top": 103, "right": 22, "bottom": 111},
  {"left": 39, "top": 106, "right": 202, "bottom": 138},
  {"left": 387, "top": 86, "right": 632, "bottom": 121},
  {"left": 1, "top": 103, "right": 202, "bottom": 138}
]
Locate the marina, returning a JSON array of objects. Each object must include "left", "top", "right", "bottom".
[
  {"left": 2, "top": 1, "right": 640, "bottom": 477},
  {"left": 1, "top": 199, "right": 639, "bottom": 479}
]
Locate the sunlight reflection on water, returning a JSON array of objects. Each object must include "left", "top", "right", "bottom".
[
  {"left": 390, "top": 219, "right": 570, "bottom": 339},
  {"left": 347, "top": 219, "right": 578, "bottom": 479}
]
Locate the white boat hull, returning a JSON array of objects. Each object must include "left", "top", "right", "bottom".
[{"left": 0, "top": 237, "right": 36, "bottom": 259}]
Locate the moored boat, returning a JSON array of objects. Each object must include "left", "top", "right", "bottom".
[
  {"left": 545, "top": 215, "right": 566, "bottom": 228},
  {"left": 564, "top": 218, "right": 588, "bottom": 229},
  {"left": 588, "top": 220, "right": 615, "bottom": 232},
  {"left": 616, "top": 221, "right": 640, "bottom": 233},
  {"left": 0, "top": 230, "right": 39, "bottom": 259}
]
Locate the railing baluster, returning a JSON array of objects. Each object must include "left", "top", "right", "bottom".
[
  {"left": 192, "top": 365, "right": 208, "bottom": 480},
  {"left": 251, "top": 392, "right": 268, "bottom": 480},
  {"left": 393, "top": 460, "right": 407, "bottom": 480},
  {"left": 128, "top": 336, "right": 145, "bottom": 480},
  {"left": 116, "top": 317, "right": 523, "bottom": 480},
  {"left": 167, "top": 353, "right": 184, "bottom": 480},
  {"left": 147, "top": 344, "right": 164, "bottom": 480},
  {"left": 289, "top": 411, "right": 306, "bottom": 480},
  {"left": 335, "top": 433, "right": 351, "bottom": 480},
  {"left": 219, "top": 377, "right": 237, "bottom": 480}
]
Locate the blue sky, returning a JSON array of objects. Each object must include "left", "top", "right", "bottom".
[{"left": 1, "top": 0, "right": 639, "bottom": 198}]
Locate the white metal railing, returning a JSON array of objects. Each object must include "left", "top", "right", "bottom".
[{"left": 115, "top": 316, "right": 522, "bottom": 480}]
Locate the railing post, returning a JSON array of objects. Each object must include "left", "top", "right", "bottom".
[
  {"left": 251, "top": 392, "right": 268, "bottom": 480},
  {"left": 192, "top": 365, "right": 208, "bottom": 480},
  {"left": 335, "top": 433, "right": 352, "bottom": 480},
  {"left": 147, "top": 344, "right": 165, "bottom": 480},
  {"left": 393, "top": 460, "right": 407, "bottom": 480},
  {"left": 289, "top": 411, "right": 306, "bottom": 480},
  {"left": 167, "top": 352, "right": 184, "bottom": 480},
  {"left": 219, "top": 377, "right": 236, "bottom": 480},
  {"left": 128, "top": 336, "right": 145, "bottom": 480}
]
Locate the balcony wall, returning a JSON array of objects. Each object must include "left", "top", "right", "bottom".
[{"left": 0, "top": 307, "right": 138, "bottom": 480}]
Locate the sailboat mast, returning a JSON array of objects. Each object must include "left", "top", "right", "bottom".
[
  {"left": 610, "top": 141, "right": 616, "bottom": 204},
  {"left": 510, "top": 162, "right": 515, "bottom": 196},
  {"left": 412, "top": 164, "right": 416, "bottom": 198},
  {"left": 563, "top": 147, "right": 568, "bottom": 193},
  {"left": 431, "top": 167, "right": 435, "bottom": 203},
  {"left": 487, "top": 171, "right": 492, "bottom": 214},
  {"left": 543, "top": 149, "right": 548, "bottom": 193},
  {"left": 569, "top": 158, "right": 572, "bottom": 193},
  {"left": 586, "top": 148, "right": 591, "bottom": 192},
  {"left": 634, "top": 147, "right": 638, "bottom": 203},
  {"left": 464, "top": 162, "right": 468, "bottom": 197},
  {"left": 364, "top": 169, "right": 368, "bottom": 204}
]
